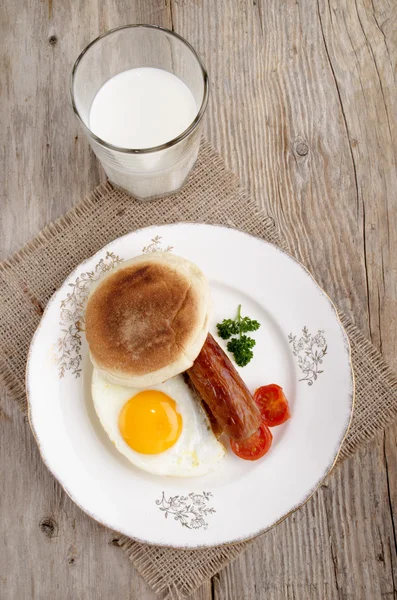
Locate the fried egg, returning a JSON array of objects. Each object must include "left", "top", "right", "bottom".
[{"left": 92, "top": 369, "right": 226, "bottom": 477}]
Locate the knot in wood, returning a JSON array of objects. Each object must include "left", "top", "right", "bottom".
[
  {"left": 295, "top": 142, "right": 309, "bottom": 157},
  {"left": 39, "top": 517, "right": 58, "bottom": 538},
  {"left": 48, "top": 35, "right": 58, "bottom": 45}
]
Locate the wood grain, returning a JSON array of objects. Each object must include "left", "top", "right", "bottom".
[{"left": 1, "top": 0, "right": 397, "bottom": 598}]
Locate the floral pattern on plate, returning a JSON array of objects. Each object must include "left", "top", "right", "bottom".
[
  {"left": 288, "top": 327, "right": 327, "bottom": 386},
  {"left": 57, "top": 252, "right": 123, "bottom": 378},
  {"left": 156, "top": 492, "right": 216, "bottom": 530},
  {"left": 142, "top": 235, "right": 173, "bottom": 254}
]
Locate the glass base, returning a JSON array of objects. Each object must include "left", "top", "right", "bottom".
[{"left": 107, "top": 156, "right": 198, "bottom": 202}]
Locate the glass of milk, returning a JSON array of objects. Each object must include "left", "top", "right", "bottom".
[{"left": 71, "top": 25, "right": 209, "bottom": 201}]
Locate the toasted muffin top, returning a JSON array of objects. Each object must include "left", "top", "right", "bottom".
[{"left": 85, "top": 252, "right": 210, "bottom": 388}]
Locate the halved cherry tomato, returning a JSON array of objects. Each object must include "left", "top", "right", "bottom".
[
  {"left": 230, "top": 422, "right": 273, "bottom": 461},
  {"left": 254, "top": 384, "right": 290, "bottom": 427}
]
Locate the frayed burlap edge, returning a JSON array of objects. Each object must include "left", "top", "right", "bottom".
[{"left": 0, "top": 181, "right": 114, "bottom": 413}]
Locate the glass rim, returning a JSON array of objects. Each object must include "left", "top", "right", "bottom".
[{"left": 70, "top": 24, "right": 209, "bottom": 155}]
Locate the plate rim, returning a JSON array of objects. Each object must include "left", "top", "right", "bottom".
[{"left": 25, "top": 222, "right": 355, "bottom": 549}]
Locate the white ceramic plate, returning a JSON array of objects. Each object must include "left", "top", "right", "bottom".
[{"left": 26, "top": 223, "right": 353, "bottom": 548}]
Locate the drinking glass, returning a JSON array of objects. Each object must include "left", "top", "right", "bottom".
[{"left": 71, "top": 24, "right": 209, "bottom": 201}]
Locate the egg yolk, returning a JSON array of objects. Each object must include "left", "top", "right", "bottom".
[{"left": 118, "top": 390, "right": 182, "bottom": 454}]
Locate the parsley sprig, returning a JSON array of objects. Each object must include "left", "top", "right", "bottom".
[{"left": 216, "top": 304, "right": 260, "bottom": 367}]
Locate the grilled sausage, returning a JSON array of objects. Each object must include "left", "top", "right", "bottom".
[
  {"left": 183, "top": 372, "right": 223, "bottom": 439},
  {"left": 187, "top": 333, "right": 261, "bottom": 441}
]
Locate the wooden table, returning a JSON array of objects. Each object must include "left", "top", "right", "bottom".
[{"left": 1, "top": 1, "right": 396, "bottom": 598}]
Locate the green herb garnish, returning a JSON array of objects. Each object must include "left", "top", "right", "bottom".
[{"left": 216, "top": 304, "right": 260, "bottom": 367}]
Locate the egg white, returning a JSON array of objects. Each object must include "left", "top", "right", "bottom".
[{"left": 91, "top": 369, "right": 226, "bottom": 477}]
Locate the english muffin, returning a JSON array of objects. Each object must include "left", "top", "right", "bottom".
[{"left": 85, "top": 252, "right": 211, "bottom": 387}]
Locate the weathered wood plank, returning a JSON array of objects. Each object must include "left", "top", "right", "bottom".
[
  {"left": 1, "top": 0, "right": 397, "bottom": 598},
  {"left": 173, "top": 0, "right": 397, "bottom": 598},
  {"left": 0, "top": 1, "right": 200, "bottom": 598}
]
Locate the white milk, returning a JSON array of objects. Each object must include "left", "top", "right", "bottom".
[
  {"left": 88, "top": 68, "right": 200, "bottom": 200},
  {"left": 90, "top": 68, "right": 197, "bottom": 149}
]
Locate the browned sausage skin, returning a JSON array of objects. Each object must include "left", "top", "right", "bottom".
[
  {"left": 182, "top": 372, "right": 223, "bottom": 439},
  {"left": 187, "top": 333, "right": 261, "bottom": 441}
]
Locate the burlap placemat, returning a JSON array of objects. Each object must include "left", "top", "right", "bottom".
[{"left": 1, "top": 140, "right": 397, "bottom": 599}]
